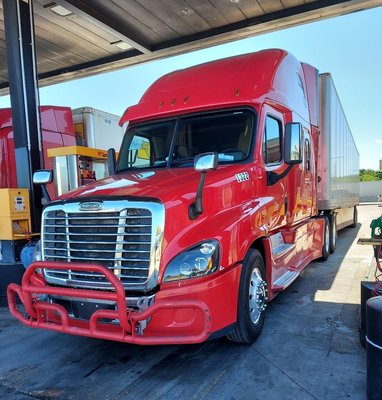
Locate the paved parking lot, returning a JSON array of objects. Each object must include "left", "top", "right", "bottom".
[{"left": 0, "top": 205, "right": 378, "bottom": 400}]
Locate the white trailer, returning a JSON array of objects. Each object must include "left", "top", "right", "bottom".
[
  {"left": 49, "top": 107, "right": 125, "bottom": 197},
  {"left": 317, "top": 73, "right": 359, "bottom": 234},
  {"left": 72, "top": 107, "right": 124, "bottom": 152}
]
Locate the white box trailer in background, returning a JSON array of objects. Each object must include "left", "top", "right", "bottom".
[
  {"left": 72, "top": 107, "right": 124, "bottom": 152},
  {"left": 317, "top": 73, "right": 360, "bottom": 232},
  {"left": 50, "top": 107, "right": 125, "bottom": 197}
]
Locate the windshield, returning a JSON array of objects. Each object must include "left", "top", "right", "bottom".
[{"left": 117, "top": 109, "right": 255, "bottom": 171}]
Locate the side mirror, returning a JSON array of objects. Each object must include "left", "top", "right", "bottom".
[
  {"left": 285, "top": 123, "right": 303, "bottom": 164},
  {"left": 33, "top": 169, "right": 53, "bottom": 185},
  {"left": 266, "top": 123, "right": 302, "bottom": 186},
  {"left": 33, "top": 169, "right": 53, "bottom": 203},
  {"left": 194, "top": 152, "right": 218, "bottom": 172},
  {"left": 107, "top": 148, "right": 117, "bottom": 175},
  {"left": 189, "top": 152, "right": 218, "bottom": 220}
]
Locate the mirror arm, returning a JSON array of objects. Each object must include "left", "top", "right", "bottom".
[
  {"left": 267, "top": 164, "right": 294, "bottom": 186},
  {"left": 189, "top": 171, "right": 207, "bottom": 220},
  {"left": 107, "top": 148, "right": 117, "bottom": 175},
  {"left": 41, "top": 185, "right": 51, "bottom": 204}
]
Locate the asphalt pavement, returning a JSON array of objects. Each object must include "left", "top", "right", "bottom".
[{"left": 0, "top": 204, "right": 379, "bottom": 400}]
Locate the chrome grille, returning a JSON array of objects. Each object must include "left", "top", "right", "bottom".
[{"left": 41, "top": 201, "right": 164, "bottom": 290}]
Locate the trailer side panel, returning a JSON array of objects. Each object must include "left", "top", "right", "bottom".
[{"left": 317, "top": 73, "right": 359, "bottom": 211}]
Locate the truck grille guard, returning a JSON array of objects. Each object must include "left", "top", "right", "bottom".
[{"left": 7, "top": 261, "right": 212, "bottom": 345}]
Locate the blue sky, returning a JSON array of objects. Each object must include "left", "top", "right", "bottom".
[{"left": 1, "top": 6, "right": 381, "bottom": 169}]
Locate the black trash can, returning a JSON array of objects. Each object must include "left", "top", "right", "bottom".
[
  {"left": 366, "top": 296, "right": 382, "bottom": 400},
  {"left": 360, "top": 282, "right": 379, "bottom": 347}
]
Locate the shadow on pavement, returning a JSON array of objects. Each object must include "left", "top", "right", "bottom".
[{"left": 0, "top": 223, "right": 368, "bottom": 400}]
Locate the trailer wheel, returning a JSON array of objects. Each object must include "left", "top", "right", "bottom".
[
  {"left": 328, "top": 213, "right": 337, "bottom": 254},
  {"left": 350, "top": 206, "right": 358, "bottom": 228},
  {"left": 227, "top": 249, "right": 267, "bottom": 344},
  {"left": 319, "top": 216, "right": 330, "bottom": 261}
]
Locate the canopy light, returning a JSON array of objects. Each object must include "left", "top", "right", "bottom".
[
  {"left": 45, "top": 3, "right": 73, "bottom": 17},
  {"left": 110, "top": 40, "right": 131, "bottom": 51}
]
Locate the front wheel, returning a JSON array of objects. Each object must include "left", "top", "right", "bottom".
[{"left": 227, "top": 249, "right": 267, "bottom": 344}]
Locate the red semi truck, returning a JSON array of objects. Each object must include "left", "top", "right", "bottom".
[
  {"left": 0, "top": 106, "right": 123, "bottom": 267},
  {"left": 8, "top": 49, "right": 359, "bottom": 345},
  {"left": 0, "top": 106, "right": 124, "bottom": 199},
  {"left": 0, "top": 106, "right": 76, "bottom": 199},
  {"left": 0, "top": 107, "right": 77, "bottom": 268}
]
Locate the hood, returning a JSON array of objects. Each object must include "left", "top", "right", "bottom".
[
  {"left": 58, "top": 168, "right": 202, "bottom": 203},
  {"left": 52, "top": 164, "right": 257, "bottom": 273}
]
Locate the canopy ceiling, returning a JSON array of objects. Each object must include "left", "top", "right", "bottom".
[{"left": 0, "top": 0, "right": 381, "bottom": 94}]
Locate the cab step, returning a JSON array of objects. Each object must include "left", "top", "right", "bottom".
[
  {"left": 272, "top": 270, "right": 300, "bottom": 292},
  {"left": 269, "top": 232, "right": 295, "bottom": 259}
]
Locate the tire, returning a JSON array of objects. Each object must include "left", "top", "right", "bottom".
[
  {"left": 227, "top": 249, "right": 267, "bottom": 344},
  {"left": 350, "top": 206, "right": 358, "bottom": 228},
  {"left": 319, "top": 216, "right": 330, "bottom": 261},
  {"left": 359, "top": 328, "right": 366, "bottom": 349},
  {"left": 328, "top": 213, "right": 337, "bottom": 254}
]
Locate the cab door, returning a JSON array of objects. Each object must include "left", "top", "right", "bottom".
[
  {"left": 259, "top": 106, "right": 288, "bottom": 232},
  {"left": 288, "top": 126, "right": 314, "bottom": 224},
  {"left": 301, "top": 128, "right": 314, "bottom": 217}
]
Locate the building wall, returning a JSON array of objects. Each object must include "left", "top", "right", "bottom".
[{"left": 360, "top": 181, "right": 382, "bottom": 202}]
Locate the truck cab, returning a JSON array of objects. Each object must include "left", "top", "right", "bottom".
[{"left": 8, "top": 49, "right": 356, "bottom": 345}]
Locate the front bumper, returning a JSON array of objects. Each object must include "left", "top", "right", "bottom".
[{"left": 7, "top": 261, "right": 212, "bottom": 345}]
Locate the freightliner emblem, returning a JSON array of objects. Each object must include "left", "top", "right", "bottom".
[{"left": 79, "top": 201, "right": 103, "bottom": 211}]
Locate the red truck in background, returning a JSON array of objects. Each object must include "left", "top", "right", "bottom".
[
  {"left": 0, "top": 106, "right": 123, "bottom": 270},
  {"left": 0, "top": 106, "right": 124, "bottom": 199},
  {"left": 8, "top": 49, "right": 359, "bottom": 345},
  {"left": 0, "top": 106, "right": 76, "bottom": 199}
]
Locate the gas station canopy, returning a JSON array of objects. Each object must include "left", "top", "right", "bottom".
[{"left": 1, "top": 0, "right": 381, "bottom": 94}]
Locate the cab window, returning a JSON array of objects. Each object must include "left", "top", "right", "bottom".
[{"left": 263, "top": 116, "right": 282, "bottom": 164}]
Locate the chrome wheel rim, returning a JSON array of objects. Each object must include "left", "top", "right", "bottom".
[{"left": 248, "top": 267, "right": 267, "bottom": 324}]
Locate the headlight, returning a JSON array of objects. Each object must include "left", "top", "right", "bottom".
[{"left": 163, "top": 240, "right": 220, "bottom": 282}]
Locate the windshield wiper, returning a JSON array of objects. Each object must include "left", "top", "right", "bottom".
[
  {"left": 116, "top": 166, "right": 141, "bottom": 173},
  {"left": 170, "top": 157, "right": 195, "bottom": 167}
]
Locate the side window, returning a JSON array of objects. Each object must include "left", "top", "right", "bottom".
[{"left": 263, "top": 116, "right": 282, "bottom": 165}]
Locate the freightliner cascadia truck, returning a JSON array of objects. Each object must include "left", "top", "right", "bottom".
[{"left": 8, "top": 49, "right": 359, "bottom": 345}]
